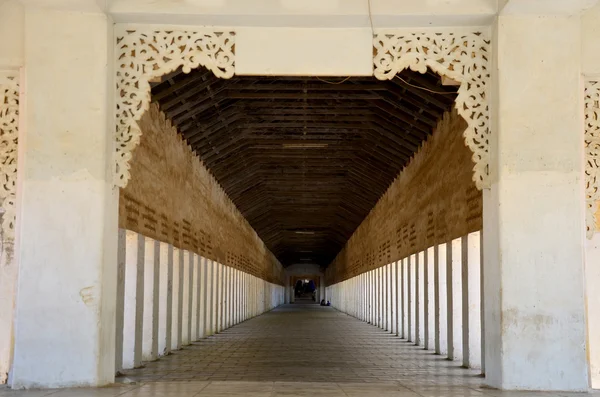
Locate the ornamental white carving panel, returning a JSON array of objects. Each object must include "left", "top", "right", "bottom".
[
  {"left": 0, "top": 73, "right": 18, "bottom": 241},
  {"left": 115, "top": 28, "right": 235, "bottom": 188},
  {"left": 373, "top": 31, "right": 491, "bottom": 190},
  {"left": 585, "top": 80, "right": 600, "bottom": 238}
]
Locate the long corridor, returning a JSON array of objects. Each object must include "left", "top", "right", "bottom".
[
  {"left": 120, "top": 303, "right": 481, "bottom": 385},
  {"left": 2, "top": 304, "right": 599, "bottom": 396}
]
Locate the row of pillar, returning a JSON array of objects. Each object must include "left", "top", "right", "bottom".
[
  {"left": 326, "top": 231, "right": 482, "bottom": 369},
  {"left": 116, "top": 230, "right": 285, "bottom": 371}
]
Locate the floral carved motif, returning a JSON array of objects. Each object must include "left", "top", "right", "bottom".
[
  {"left": 373, "top": 31, "right": 491, "bottom": 190},
  {"left": 115, "top": 28, "right": 235, "bottom": 188},
  {"left": 586, "top": 81, "right": 600, "bottom": 238},
  {"left": 0, "top": 73, "right": 18, "bottom": 241}
]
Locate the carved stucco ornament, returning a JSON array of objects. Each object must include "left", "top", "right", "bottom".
[
  {"left": 373, "top": 31, "right": 491, "bottom": 190},
  {"left": 586, "top": 80, "right": 600, "bottom": 238},
  {"left": 0, "top": 73, "right": 18, "bottom": 241},
  {"left": 115, "top": 28, "right": 235, "bottom": 188}
]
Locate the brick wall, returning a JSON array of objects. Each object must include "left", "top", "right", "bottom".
[
  {"left": 326, "top": 109, "right": 482, "bottom": 285},
  {"left": 119, "top": 104, "right": 284, "bottom": 285}
]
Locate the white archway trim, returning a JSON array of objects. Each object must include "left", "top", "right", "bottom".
[
  {"left": 586, "top": 80, "right": 600, "bottom": 238},
  {"left": 373, "top": 31, "right": 491, "bottom": 190},
  {"left": 0, "top": 72, "right": 19, "bottom": 241},
  {"left": 115, "top": 27, "right": 235, "bottom": 188}
]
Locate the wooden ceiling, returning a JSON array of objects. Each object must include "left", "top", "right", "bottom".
[{"left": 150, "top": 69, "right": 457, "bottom": 267}]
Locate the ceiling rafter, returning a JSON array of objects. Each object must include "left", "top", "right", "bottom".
[{"left": 151, "top": 69, "right": 457, "bottom": 267}]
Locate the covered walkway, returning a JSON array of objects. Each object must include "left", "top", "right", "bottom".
[
  {"left": 120, "top": 304, "right": 481, "bottom": 385},
  {"left": 3, "top": 304, "right": 599, "bottom": 396}
]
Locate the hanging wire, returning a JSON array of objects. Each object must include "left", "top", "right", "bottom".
[
  {"left": 394, "top": 75, "right": 458, "bottom": 95},
  {"left": 315, "top": 76, "right": 352, "bottom": 85},
  {"left": 367, "top": 0, "right": 374, "bottom": 37},
  {"left": 312, "top": 2, "right": 457, "bottom": 95}
]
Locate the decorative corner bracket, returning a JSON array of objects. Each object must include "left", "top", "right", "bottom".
[
  {"left": 115, "top": 28, "right": 236, "bottom": 188},
  {"left": 0, "top": 73, "right": 18, "bottom": 242},
  {"left": 586, "top": 80, "right": 600, "bottom": 239},
  {"left": 373, "top": 31, "right": 491, "bottom": 190}
]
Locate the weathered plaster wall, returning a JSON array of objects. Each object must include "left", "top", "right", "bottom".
[
  {"left": 119, "top": 104, "right": 284, "bottom": 285},
  {"left": 326, "top": 109, "right": 481, "bottom": 285}
]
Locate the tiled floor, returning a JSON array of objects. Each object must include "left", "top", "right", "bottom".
[{"left": 1, "top": 304, "right": 598, "bottom": 396}]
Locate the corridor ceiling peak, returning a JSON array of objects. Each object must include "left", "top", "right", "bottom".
[{"left": 150, "top": 68, "right": 457, "bottom": 267}]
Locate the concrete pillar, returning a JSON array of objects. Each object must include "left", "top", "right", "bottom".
[
  {"left": 123, "top": 231, "right": 143, "bottom": 370},
  {"left": 417, "top": 252, "right": 425, "bottom": 346},
  {"left": 195, "top": 255, "right": 203, "bottom": 340},
  {"left": 115, "top": 230, "right": 126, "bottom": 373},
  {"left": 177, "top": 249, "right": 184, "bottom": 347},
  {"left": 206, "top": 259, "right": 213, "bottom": 336},
  {"left": 447, "top": 238, "right": 462, "bottom": 361},
  {"left": 170, "top": 248, "right": 180, "bottom": 351},
  {"left": 181, "top": 250, "right": 190, "bottom": 345},
  {"left": 408, "top": 254, "right": 415, "bottom": 342},
  {"left": 483, "top": 13, "right": 588, "bottom": 391},
  {"left": 436, "top": 243, "right": 448, "bottom": 356},
  {"left": 462, "top": 233, "right": 482, "bottom": 369},
  {"left": 425, "top": 247, "right": 435, "bottom": 350},
  {"left": 190, "top": 253, "right": 197, "bottom": 341},
  {"left": 158, "top": 243, "right": 169, "bottom": 356},
  {"left": 142, "top": 237, "right": 156, "bottom": 361},
  {"left": 165, "top": 245, "right": 174, "bottom": 351},
  {"left": 217, "top": 263, "right": 223, "bottom": 331},
  {"left": 586, "top": 234, "right": 600, "bottom": 389},
  {"left": 401, "top": 258, "right": 407, "bottom": 339},
  {"left": 394, "top": 261, "right": 400, "bottom": 336},
  {"left": 10, "top": 7, "right": 117, "bottom": 388}
]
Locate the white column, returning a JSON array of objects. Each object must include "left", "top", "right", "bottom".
[
  {"left": 586, "top": 234, "right": 600, "bottom": 389},
  {"left": 123, "top": 231, "right": 143, "bottom": 370},
  {"left": 10, "top": 8, "right": 117, "bottom": 388},
  {"left": 181, "top": 251, "right": 190, "bottom": 345},
  {"left": 394, "top": 261, "right": 399, "bottom": 336},
  {"left": 188, "top": 252, "right": 196, "bottom": 342},
  {"left": 386, "top": 265, "right": 390, "bottom": 331},
  {"left": 142, "top": 237, "right": 156, "bottom": 361},
  {"left": 158, "top": 243, "right": 169, "bottom": 356},
  {"left": 409, "top": 255, "right": 415, "bottom": 342},
  {"left": 484, "top": 12, "right": 588, "bottom": 391},
  {"left": 207, "top": 260, "right": 214, "bottom": 335},
  {"left": 462, "top": 232, "right": 481, "bottom": 369},
  {"left": 165, "top": 245, "right": 173, "bottom": 352},
  {"left": 425, "top": 247, "right": 435, "bottom": 350},
  {"left": 402, "top": 259, "right": 407, "bottom": 339},
  {"left": 177, "top": 249, "right": 184, "bottom": 348},
  {"left": 417, "top": 251, "right": 425, "bottom": 346},
  {"left": 170, "top": 248, "right": 180, "bottom": 351},
  {"left": 195, "top": 254, "right": 202, "bottom": 340},
  {"left": 436, "top": 243, "right": 448, "bottom": 356},
  {"left": 115, "top": 230, "right": 126, "bottom": 373},
  {"left": 447, "top": 238, "right": 462, "bottom": 361}
]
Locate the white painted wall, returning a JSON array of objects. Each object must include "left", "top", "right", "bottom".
[
  {"left": 0, "top": 1, "right": 23, "bottom": 69},
  {"left": 107, "top": 0, "right": 497, "bottom": 26}
]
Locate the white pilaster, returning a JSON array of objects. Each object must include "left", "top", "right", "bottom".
[
  {"left": 484, "top": 14, "right": 589, "bottom": 390},
  {"left": 448, "top": 238, "right": 462, "bottom": 361},
  {"left": 142, "top": 237, "right": 155, "bottom": 361},
  {"left": 462, "top": 232, "right": 482, "bottom": 369},
  {"left": 10, "top": 7, "right": 117, "bottom": 388},
  {"left": 158, "top": 242, "right": 169, "bottom": 356},
  {"left": 435, "top": 243, "right": 448, "bottom": 356},
  {"left": 170, "top": 248, "right": 180, "bottom": 351},
  {"left": 425, "top": 247, "right": 435, "bottom": 350}
]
